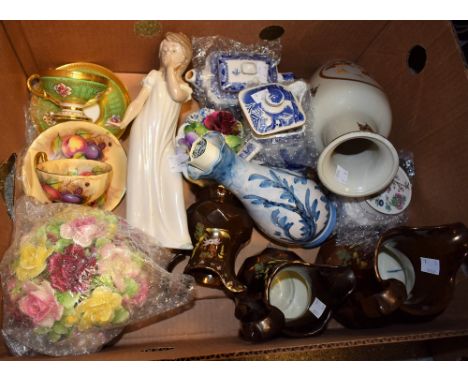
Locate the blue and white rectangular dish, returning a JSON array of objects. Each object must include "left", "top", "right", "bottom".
[{"left": 239, "top": 83, "right": 306, "bottom": 136}]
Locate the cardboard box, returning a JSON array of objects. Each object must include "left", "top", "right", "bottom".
[{"left": 1, "top": 20, "right": 468, "bottom": 360}]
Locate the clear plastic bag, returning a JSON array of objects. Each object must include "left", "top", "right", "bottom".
[
  {"left": 188, "top": 35, "right": 284, "bottom": 110},
  {"left": 0, "top": 196, "right": 195, "bottom": 357},
  {"left": 332, "top": 151, "right": 415, "bottom": 252}
]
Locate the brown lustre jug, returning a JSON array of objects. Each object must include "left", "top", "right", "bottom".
[
  {"left": 183, "top": 184, "right": 254, "bottom": 293},
  {"left": 316, "top": 223, "right": 468, "bottom": 328},
  {"left": 234, "top": 248, "right": 355, "bottom": 341}
]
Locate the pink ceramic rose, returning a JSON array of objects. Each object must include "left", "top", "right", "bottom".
[
  {"left": 124, "top": 277, "right": 150, "bottom": 308},
  {"left": 60, "top": 216, "right": 105, "bottom": 247},
  {"left": 97, "top": 243, "right": 141, "bottom": 292},
  {"left": 18, "top": 281, "right": 63, "bottom": 328},
  {"left": 54, "top": 83, "right": 72, "bottom": 97}
]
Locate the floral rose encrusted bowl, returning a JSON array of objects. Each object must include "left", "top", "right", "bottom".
[
  {"left": 0, "top": 199, "right": 195, "bottom": 356},
  {"left": 175, "top": 107, "right": 246, "bottom": 185},
  {"left": 177, "top": 108, "right": 245, "bottom": 153}
]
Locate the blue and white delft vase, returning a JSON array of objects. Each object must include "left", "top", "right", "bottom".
[{"left": 187, "top": 132, "right": 336, "bottom": 248}]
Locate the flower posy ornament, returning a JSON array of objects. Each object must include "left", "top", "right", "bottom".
[{"left": 0, "top": 197, "right": 194, "bottom": 356}]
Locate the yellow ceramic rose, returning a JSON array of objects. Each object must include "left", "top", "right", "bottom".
[
  {"left": 75, "top": 286, "right": 123, "bottom": 330},
  {"left": 16, "top": 242, "right": 52, "bottom": 281}
]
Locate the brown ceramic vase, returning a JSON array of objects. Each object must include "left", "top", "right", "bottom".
[{"left": 316, "top": 223, "right": 468, "bottom": 328}]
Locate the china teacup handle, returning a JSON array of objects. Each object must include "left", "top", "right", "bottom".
[
  {"left": 34, "top": 152, "right": 48, "bottom": 167},
  {"left": 26, "top": 74, "right": 61, "bottom": 106}
]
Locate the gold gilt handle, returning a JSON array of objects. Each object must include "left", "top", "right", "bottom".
[
  {"left": 34, "top": 152, "right": 48, "bottom": 167},
  {"left": 26, "top": 74, "right": 61, "bottom": 106}
]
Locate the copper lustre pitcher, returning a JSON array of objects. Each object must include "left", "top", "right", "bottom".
[{"left": 182, "top": 184, "right": 254, "bottom": 293}]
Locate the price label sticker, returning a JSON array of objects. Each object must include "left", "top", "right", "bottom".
[
  {"left": 238, "top": 140, "right": 262, "bottom": 161},
  {"left": 335, "top": 165, "right": 349, "bottom": 184},
  {"left": 420, "top": 257, "right": 440, "bottom": 275},
  {"left": 309, "top": 297, "right": 327, "bottom": 319}
]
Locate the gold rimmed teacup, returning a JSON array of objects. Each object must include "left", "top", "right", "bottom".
[{"left": 27, "top": 70, "right": 110, "bottom": 123}]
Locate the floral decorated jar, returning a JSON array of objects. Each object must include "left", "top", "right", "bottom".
[
  {"left": 338, "top": 166, "right": 412, "bottom": 226},
  {"left": 175, "top": 108, "right": 246, "bottom": 185}
]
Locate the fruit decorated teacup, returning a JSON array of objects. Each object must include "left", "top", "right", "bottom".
[
  {"left": 27, "top": 70, "right": 109, "bottom": 122},
  {"left": 35, "top": 156, "right": 112, "bottom": 205}
]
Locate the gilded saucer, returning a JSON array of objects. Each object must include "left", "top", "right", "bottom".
[
  {"left": 29, "top": 62, "right": 130, "bottom": 138},
  {"left": 22, "top": 121, "right": 127, "bottom": 211}
]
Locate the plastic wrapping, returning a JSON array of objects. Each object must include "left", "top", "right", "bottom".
[
  {"left": 186, "top": 36, "right": 318, "bottom": 171},
  {"left": 188, "top": 35, "right": 284, "bottom": 110},
  {"left": 333, "top": 151, "right": 415, "bottom": 252},
  {"left": 0, "top": 153, "right": 17, "bottom": 220},
  {"left": 25, "top": 105, "right": 40, "bottom": 147},
  {"left": 0, "top": 196, "right": 195, "bottom": 357}
]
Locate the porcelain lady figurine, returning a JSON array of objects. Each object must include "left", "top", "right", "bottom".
[
  {"left": 118, "top": 32, "right": 193, "bottom": 249},
  {"left": 187, "top": 131, "right": 336, "bottom": 248}
]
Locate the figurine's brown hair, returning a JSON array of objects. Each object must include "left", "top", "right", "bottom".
[{"left": 164, "top": 32, "right": 192, "bottom": 70}]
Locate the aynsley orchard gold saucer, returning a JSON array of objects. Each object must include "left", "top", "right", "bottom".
[
  {"left": 22, "top": 121, "right": 127, "bottom": 211},
  {"left": 29, "top": 63, "right": 130, "bottom": 139}
]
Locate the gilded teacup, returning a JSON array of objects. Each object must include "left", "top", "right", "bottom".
[
  {"left": 27, "top": 70, "right": 109, "bottom": 122},
  {"left": 36, "top": 158, "right": 112, "bottom": 205}
]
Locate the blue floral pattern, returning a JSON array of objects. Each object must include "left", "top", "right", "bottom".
[
  {"left": 240, "top": 84, "right": 305, "bottom": 135},
  {"left": 187, "top": 132, "right": 335, "bottom": 248},
  {"left": 243, "top": 169, "right": 331, "bottom": 245}
]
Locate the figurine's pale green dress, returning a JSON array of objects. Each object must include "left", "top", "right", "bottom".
[{"left": 126, "top": 69, "right": 193, "bottom": 249}]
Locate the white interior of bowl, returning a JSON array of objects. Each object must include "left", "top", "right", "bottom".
[
  {"left": 317, "top": 132, "right": 398, "bottom": 197},
  {"left": 268, "top": 265, "right": 312, "bottom": 321}
]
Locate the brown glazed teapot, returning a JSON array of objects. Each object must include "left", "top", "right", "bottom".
[
  {"left": 182, "top": 184, "right": 254, "bottom": 293},
  {"left": 233, "top": 248, "right": 355, "bottom": 341},
  {"left": 316, "top": 223, "right": 468, "bottom": 328}
]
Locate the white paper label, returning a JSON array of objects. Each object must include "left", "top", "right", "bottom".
[
  {"left": 335, "top": 165, "right": 349, "bottom": 184},
  {"left": 420, "top": 257, "right": 440, "bottom": 275},
  {"left": 237, "top": 140, "right": 262, "bottom": 161},
  {"left": 309, "top": 297, "right": 326, "bottom": 319}
]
